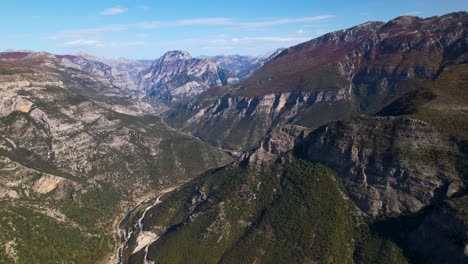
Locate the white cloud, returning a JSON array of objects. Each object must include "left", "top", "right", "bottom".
[
  {"left": 296, "top": 29, "right": 305, "bottom": 35},
  {"left": 175, "top": 18, "right": 234, "bottom": 26},
  {"left": 50, "top": 24, "right": 130, "bottom": 39},
  {"left": 51, "top": 15, "right": 334, "bottom": 39},
  {"left": 100, "top": 6, "right": 128, "bottom": 16},
  {"left": 137, "top": 5, "right": 152, "bottom": 11},
  {"left": 240, "top": 15, "right": 335, "bottom": 28},
  {"left": 135, "top": 18, "right": 233, "bottom": 28},
  {"left": 402, "top": 11, "right": 423, "bottom": 16},
  {"left": 231, "top": 36, "right": 310, "bottom": 43},
  {"left": 60, "top": 39, "right": 102, "bottom": 47},
  {"left": 59, "top": 39, "right": 146, "bottom": 48},
  {"left": 134, "top": 21, "right": 163, "bottom": 29},
  {"left": 136, "top": 33, "right": 152, "bottom": 39}
]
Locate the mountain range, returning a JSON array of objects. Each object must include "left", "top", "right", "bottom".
[{"left": 0, "top": 11, "right": 466, "bottom": 264}]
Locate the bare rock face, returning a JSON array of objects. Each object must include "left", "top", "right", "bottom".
[
  {"left": 169, "top": 88, "right": 353, "bottom": 151},
  {"left": 138, "top": 51, "right": 238, "bottom": 103},
  {"left": 299, "top": 116, "right": 465, "bottom": 216},
  {"left": 238, "top": 125, "right": 308, "bottom": 167},
  {"left": 0, "top": 53, "right": 233, "bottom": 263},
  {"left": 207, "top": 49, "right": 285, "bottom": 80},
  {"left": 165, "top": 12, "right": 468, "bottom": 151},
  {"left": 0, "top": 52, "right": 161, "bottom": 116},
  {"left": 32, "top": 175, "right": 64, "bottom": 194},
  {"left": 58, "top": 55, "right": 141, "bottom": 91}
]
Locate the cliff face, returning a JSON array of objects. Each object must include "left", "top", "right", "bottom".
[
  {"left": 299, "top": 116, "right": 466, "bottom": 216},
  {"left": 208, "top": 49, "right": 286, "bottom": 80},
  {"left": 168, "top": 87, "right": 353, "bottom": 150},
  {"left": 0, "top": 56, "right": 231, "bottom": 263},
  {"left": 121, "top": 113, "right": 467, "bottom": 263},
  {"left": 138, "top": 51, "right": 239, "bottom": 103},
  {"left": 122, "top": 156, "right": 355, "bottom": 264},
  {"left": 164, "top": 12, "right": 468, "bottom": 151},
  {"left": 58, "top": 54, "right": 142, "bottom": 91}
]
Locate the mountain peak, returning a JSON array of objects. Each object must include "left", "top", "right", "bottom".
[{"left": 161, "top": 50, "right": 192, "bottom": 62}]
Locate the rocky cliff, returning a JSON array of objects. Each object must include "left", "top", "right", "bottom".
[
  {"left": 298, "top": 116, "right": 466, "bottom": 216},
  {"left": 207, "top": 49, "right": 285, "bottom": 81},
  {"left": 120, "top": 113, "right": 467, "bottom": 263},
  {"left": 0, "top": 56, "right": 231, "bottom": 263},
  {"left": 138, "top": 51, "right": 239, "bottom": 103},
  {"left": 164, "top": 12, "right": 468, "bottom": 151}
]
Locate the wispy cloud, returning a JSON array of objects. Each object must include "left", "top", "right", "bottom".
[
  {"left": 175, "top": 18, "right": 234, "bottom": 26},
  {"left": 240, "top": 15, "right": 335, "bottom": 28},
  {"left": 100, "top": 6, "right": 128, "bottom": 16},
  {"left": 137, "top": 5, "right": 152, "bottom": 11},
  {"left": 50, "top": 24, "right": 129, "bottom": 39},
  {"left": 50, "top": 15, "right": 334, "bottom": 39},
  {"left": 136, "top": 33, "right": 152, "bottom": 39},
  {"left": 59, "top": 39, "right": 146, "bottom": 48},
  {"left": 135, "top": 18, "right": 234, "bottom": 29},
  {"left": 402, "top": 11, "right": 423, "bottom": 16},
  {"left": 231, "top": 36, "right": 309, "bottom": 43},
  {"left": 60, "top": 39, "right": 102, "bottom": 47}
]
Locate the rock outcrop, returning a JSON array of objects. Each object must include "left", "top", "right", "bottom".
[
  {"left": 0, "top": 54, "right": 231, "bottom": 263},
  {"left": 299, "top": 116, "right": 466, "bottom": 216},
  {"left": 138, "top": 51, "right": 239, "bottom": 103},
  {"left": 165, "top": 12, "right": 468, "bottom": 151}
]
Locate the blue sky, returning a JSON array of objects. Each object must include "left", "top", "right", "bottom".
[{"left": 1, "top": 1, "right": 466, "bottom": 59}]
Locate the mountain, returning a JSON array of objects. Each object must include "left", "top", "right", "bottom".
[
  {"left": 164, "top": 12, "right": 468, "bottom": 151},
  {"left": 138, "top": 51, "right": 239, "bottom": 103},
  {"left": 1, "top": 10, "right": 467, "bottom": 264},
  {"left": 0, "top": 52, "right": 231, "bottom": 263},
  {"left": 115, "top": 11, "right": 468, "bottom": 263},
  {"left": 207, "top": 54, "right": 258, "bottom": 78},
  {"left": 120, "top": 116, "right": 467, "bottom": 263},
  {"left": 207, "top": 48, "right": 286, "bottom": 81},
  {"left": 236, "top": 48, "right": 286, "bottom": 80},
  {"left": 75, "top": 52, "right": 154, "bottom": 76}
]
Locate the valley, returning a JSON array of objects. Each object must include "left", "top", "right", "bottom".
[{"left": 0, "top": 8, "right": 466, "bottom": 264}]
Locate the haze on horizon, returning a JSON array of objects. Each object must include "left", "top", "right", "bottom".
[{"left": 1, "top": 0, "right": 466, "bottom": 59}]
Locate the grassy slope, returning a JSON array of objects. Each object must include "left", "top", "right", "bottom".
[
  {"left": 0, "top": 65, "right": 231, "bottom": 263},
  {"left": 379, "top": 64, "right": 468, "bottom": 140},
  {"left": 136, "top": 158, "right": 355, "bottom": 264},
  {"left": 0, "top": 202, "right": 114, "bottom": 264}
]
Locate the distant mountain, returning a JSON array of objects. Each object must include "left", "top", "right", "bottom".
[
  {"left": 123, "top": 114, "right": 467, "bottom": 263},
  {"left": 0, "top": 51, "right": 231, "bottom": 263},
  {"left": 122, "top": 12, "right": 468, "bottom": 263},
  {"left": 138, "top": 51, "right": 239, "bottom": 103},
  {"left": 164, "top": 12, "right": 468, "bottom": 151},
  {"left": 74, "top": 52, "right": 154, "bottom": 78},
  {"left": 206, "top": 48, "right": 286, "bottom": 80},
  {"left": 207, "top": 54, "right": 258, "bottom": 77}
]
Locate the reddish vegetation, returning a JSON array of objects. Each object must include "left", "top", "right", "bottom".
[
  {"left": 220, "top": 12, "right": 468, "bottom": 98},
  {"left": 0, "top": 52, "right": 31, "bottom": 60}
]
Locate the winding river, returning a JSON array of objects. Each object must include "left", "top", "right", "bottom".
[{"left": 112, "top": 187, "right": 178, "bottom": 264}]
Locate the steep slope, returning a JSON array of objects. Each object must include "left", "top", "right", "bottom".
[
  {"left": 138, "top": 51, "right": 239, "bottom": 103},
  {"left": 207, "top": 49, "right": 285, "bottom": 80},
  {"left": 378, "top": 63, "right": 468, "bottom": 140},
  {"left": 120, "top": 126, "right": 355, "bottom": 263},
  {"left": 121, "top": 112, "right": 467, "bottom": 263},
  {"left": 206, "top": 54, "right": 258, "bottom": 78},
  {"left": 0, "top": 58, "right": 231, "bottom": 263},
  {"left": 298, "top": 116, "right": 466, "bottom": 216},
  {"left": 74, "top": 52, "right": 154, "bottom": 79},
  {"left": 164, "top": 12, "right": 467, "bottom": 151}
]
